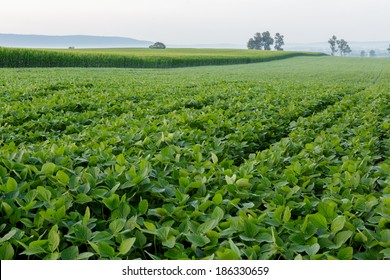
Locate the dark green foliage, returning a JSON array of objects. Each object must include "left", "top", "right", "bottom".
[
  {"left": 328, "top": 35, "right": 338, "bottom": 56},
  {"left": 247, "top": 32, "right": 282, "bottom": 51},
  {"left": 337, "top": 39, "right": 352, "bottom": 56},
  {"left": 1, "top": 57, "right": 390, "bottom": 259},
  {"left": 261, "top": 31, "right": 274, "bottom": 51},
  {"left": 149, "top": 42, "right": 166, "bottom": 49},
  {"left": 274, "top": 33, "right": 285, "bottom": 51},
  {"left": 0, "top": 47, "right": 323, "bottom": 68},
  {"left": 247, "top": 33, "right": 263, "bottom": 50},
  {"left": 329, "top": 36, "right": 352, "bottom": 56}
]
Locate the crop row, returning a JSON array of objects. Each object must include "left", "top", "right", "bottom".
[
  {"left": 1, "top": 75, "right": 363, "bottom": 166},
  {"left": 0, "top": 47, "right": 325, "bottom": 68},
  {"left": 225, "top": 86, "right": 390, "bottom": 259}
]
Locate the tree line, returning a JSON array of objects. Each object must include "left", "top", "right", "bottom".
[
  {"left": 247, "top": 32, "right": 285, "bottom": 51},
  {"left": 328, "top": 35, "right": 352, "bottom": 56},
  {"left": 329, "top": 36, "right": 390, "bottom": 57}
]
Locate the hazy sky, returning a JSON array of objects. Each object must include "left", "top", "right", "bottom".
[{"left": 1, "top": 0, "right": 389, "bottom": 45}]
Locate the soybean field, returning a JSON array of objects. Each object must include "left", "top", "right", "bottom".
[{"left": 0, "top": 56, "right": 390, "bottom": 260}]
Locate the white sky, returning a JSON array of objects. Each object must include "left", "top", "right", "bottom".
[{"left": 1, "top": 0, "right": 389, "bottom": 44}]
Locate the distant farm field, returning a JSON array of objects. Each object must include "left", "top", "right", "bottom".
[
  {"left": 0, "top": 56, "right": 390, "bottom": 260},
  {"left": 0, "top": 47, "right": 325, "bottom": 68}
]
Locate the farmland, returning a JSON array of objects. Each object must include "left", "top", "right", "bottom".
[
  {"left": 0, "top": 47, "right": 324, "bottom": 68},
  {"left": 0, "top": 55, "right": 390, "bottom": 260}
]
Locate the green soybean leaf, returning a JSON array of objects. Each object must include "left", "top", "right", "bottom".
[
  {"left": 92, "top": 231, "right": 111, "bottom": 243},
  {"left": 76, "top": 193, "right": 93, "bottom": 204},
  {"left": 56, "top": 170, "right": 70, "bottom": 185},
  {"left": 228, "top": 238, "right": 241, "bottom": 258},
  {"left": 380, "top": 229, "right": 390, "bottom": 247},
  {"left": 0, "top": 242, "right": 14, "bottom": 260},
  {"left": 334, "top": 230, "right": 353, "bottom": 248},
  {"left": 77, "top": 252, "right": 94, "bottom": 260},
  {"left": 331, "top": 216, "right": 346, "bottom": 233},
  {"left": 216, "top": 248, "right": 240, "bottom": 260},
  {"left": 119, "top": 237, "right": 136, "bottom": 255},
  {"left": 317, "top": 201, "right": 336, "bottom": 221},
  {"left": 212, "top": 193, "right": 223, "bottom": 205},
  {"left": 380, "top": 248, "right": 390, "bottom": 259},
  {"left": 310, "top": 213, "right": 328, "bottom": 229},
  {"left": 41, "top": 162, "right": 56, "bottom": 175},
  {"left": 243, "top": 219, "right": 260, "bottom": 239},
  {"left": 162, "top": 236, "right": 176, "bottom": 248},
  {"left": 0, "top": 228, "right": 17, "bottom": 242},
  {"left": 1, "top": 202, "right": 13, "bottom": 217},
  {"left": 48, "top": 225, "right": 60, "bottom": 252},
  {"left": 187, "top": 233, "right": 210, "bottom": 247},
  {"left": 187, "top": 181, "right": 202, "bottom": 190},
  {"left": 337, "top": 247, "right": 353, "bottom": 260},
  {"left": 97, "top": 242, "right": 115, "bottom": 258},
  {"left": 211, "top": 152, "right": 218, "bottom": 164},
  {"left": 211, "top": 206, "right": 224, "bottom": 221},
  {"left": 382, "top": 197, "right": 390, "bottom": 207},
  {"left": 103, "top": 194, "right": 120, "bottom": 211},
  {"left": 36, "top": 186, "right": 51, "bottom": 202},
  {"left": 61, "top": 246, "right": 79, "bottom": 260},
  {"left": 143, "top": 221, "right": 157, "bottom": 232},
  {"left": 82, "top": 206, "right": 90, "bottom": 226},
  {"left": 283, "top": 206, "right": 292, "bottom": 223},
  {"left": 116, "top": 154, "right": 126, "bottom": 165},
  {"left": 236, "top": 178, "right": 251, "bottom": 188},
  {"left": 21, "top": 240, "right": 49, "bottom": 256},
  {"left": 198, "top": 219, "right": 219, "bottom": 233},
  {"left": 5, "top": 177, "right": 17, "bottom": 193},
  {"left": 73, "top": 224, "right": 92, "bottom": 242},
  {"left": 305, "top": 243, "right": 320, "bottom": 256},
  {"left": 138, "top": 199, "right": 148, "bottom": 215},
  {"left": 225, "top": 175, "right": 235, "bottom": 185},
  {"left": 109, "top": 219, "right": 126, "bottom": 234}
]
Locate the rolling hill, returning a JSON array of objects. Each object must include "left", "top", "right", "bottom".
[{"left": 0, "top": 34, "right": 153, "bottom": 48}]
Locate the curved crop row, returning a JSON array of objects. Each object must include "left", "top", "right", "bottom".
[{"left": 0, "top": 47, "right": 325, "bottom": 68}]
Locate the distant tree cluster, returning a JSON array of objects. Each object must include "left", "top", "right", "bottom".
[
  {"left": 361, "top": 50, "right": 375, "bottom": 57},
  {"left": 247, "top": 32, "right": 285, "bottom": 51},
  {"left": 361, "top": 45, "right": 390, "bottom": 57},
  {"left": 149, "top": 42, "right": 166, "bottom": 49},
  {"left": 328, "top": 35, "right": 352, "bottom": 56}
]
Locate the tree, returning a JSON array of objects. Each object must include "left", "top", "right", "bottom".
[
  {"left": 328, "top": 35, "right": 338, "bottom": 56},
  {"left": 262, "top": 31, "right": 274, "bottom": 50},
  {"left": 149, "top": 42, "right": 166, "bottom": 49},
  {"left": 247, "top": 31, "right": 279, "bottom": 50},
  {"left": 247, "top": 38, "right": 256, "bottom": 50},
  {"left": 336, "top": 39, "right": 352, "bottom": 56},
  {"left": 247, "top": 33, "right": 264, "bottom": 50},
  {"left": 387, "top": 44, "right": 390, "bottom": 54},
  {"left": 253, "top": 33, "right": 264, "bottom": 50},
  {"left": 369, "top": 50, "right": 376, "bottom": 57},
  {"left": 360, "top": 50, "right": 366, "bottom": 57},
  {"left": 274, "top": 33, "right": 285, "bottom": 51}
]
